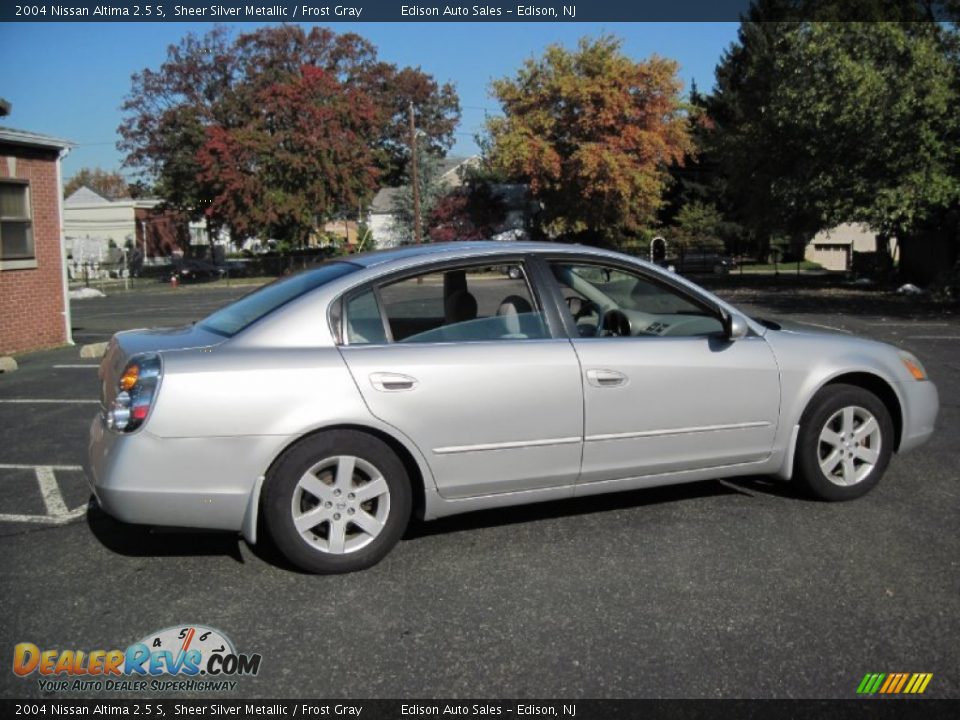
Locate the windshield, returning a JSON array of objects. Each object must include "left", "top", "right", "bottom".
[{"left": 200, "top": 261, "right": 359, "bottom": 337}]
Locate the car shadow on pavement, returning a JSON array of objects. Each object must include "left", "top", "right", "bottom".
[
  {"left": 85, "top": 477, "right": 809, "bottom": 572},
  {"left": 403, "top": 477, "right": 804, "bottom": 540},
  {"left": 86, "top": 503, "right": 246, "bottom": 564}
]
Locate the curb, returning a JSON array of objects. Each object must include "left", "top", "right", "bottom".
[
  {"left": 79, "top": 342, "right": 108, "bottom": 359},
  {"left": 0, "top": 356, "right": 17, "bottom": 373}
]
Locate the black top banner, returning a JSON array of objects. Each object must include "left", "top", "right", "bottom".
[{"left": 2, "top": 0, "right": 956, "bottom": 23}]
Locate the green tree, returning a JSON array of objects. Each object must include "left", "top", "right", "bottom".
[
  {"left": 708, "top": 12, "right": 960, "bottom": 263},
  {"left": 670, "top": 202, "right": 727, "bottom": 253},
  {"left": 389, "top": 147, "right": 448, "bottom": 244},
  {"left": 485, "top": 35, "right": 693, "bottom": 245},
  {"left": 659, "top": 81, "right": 744, "bottom": 254}
]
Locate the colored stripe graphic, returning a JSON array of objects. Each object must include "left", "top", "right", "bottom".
[
  {"left": 893, "top": 673, "right": 909, "bottom": 693},
  {"left": 857, "top": 672, "right": 932, "bottom": 695},
  {"left": 879, "top": 674, "right": 896, "bottom": 693}
]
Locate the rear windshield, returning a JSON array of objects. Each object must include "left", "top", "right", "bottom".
[{"left": 200, "top": 262, "right": 359, "bottom": 337}]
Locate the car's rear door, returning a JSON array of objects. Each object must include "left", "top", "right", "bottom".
[
  {"left": 337, "top": 259, "right": 583, "bottom": 499},
  {"left": 543, "top": 258, "right": 781, "bottom": 485}
]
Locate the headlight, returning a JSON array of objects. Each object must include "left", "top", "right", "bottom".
[
  {"left": 107, "top": 353, "right": 162, "bottom": 431},
  {"left": 899, "top": 351, "right": 928, "bottom": 382}
]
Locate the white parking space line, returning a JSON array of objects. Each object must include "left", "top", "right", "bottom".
[
  {"left": 36, "top": 466, "right": 69, "bottom": 516},
  {"left": 0, "top": 464, "right": 88, "bottom": 526},
  {"left": 53, "top": 364, "right": 99, "bottom": 369},
  {"left": 0, "top": 399, "right": 98, "bottom": 404},
  {"left": 865, "top": 321, "right": 950, "bottom": 327},
  {"left": 791, "top": 320, "right": 851, "bottom": 334},
  {"left": 0, "top": 508, "right": 88, "bottom": 525},
  {"left": 0, "top": 463, "right": 83, "bottom": 471}
]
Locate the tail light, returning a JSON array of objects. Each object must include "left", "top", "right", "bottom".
[{"left": 107, "top": 354, "right": 162, "bottom": 432}]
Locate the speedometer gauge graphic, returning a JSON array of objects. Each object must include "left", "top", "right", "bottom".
[{"left": 136, "top": 624, "right": 235, "bottom": 674}]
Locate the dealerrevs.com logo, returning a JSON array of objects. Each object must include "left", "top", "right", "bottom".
[{"left": 12, "top": 624, "right": 262, "bottom": 693}]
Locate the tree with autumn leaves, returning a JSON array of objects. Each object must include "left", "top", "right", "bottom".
[
  {"left": 118, "top": 25, "right": 459, "bottom": 247},
  {"left": 63, "top": 167, "right": 137, "bottom": 201},
  {"left": 485, "top": 35, "right": 694, "bottom": 245}
]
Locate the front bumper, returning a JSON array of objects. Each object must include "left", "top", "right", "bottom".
[
  {"left": 87, "top": 416, "right": 284, "bottom": 534},
  {"left": 898, "top": 379, "right": 939, "bottom": 453}
]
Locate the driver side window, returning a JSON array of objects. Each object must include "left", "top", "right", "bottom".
[{"left": 550, "top": 262, "right": 725, "bottom": 338}]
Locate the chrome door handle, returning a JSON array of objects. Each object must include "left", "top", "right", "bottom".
[
  {"left": 369, "top": 372, "right": 418, "bottom": 392},
  {"left": 586, "top": 369, "right": 628, "bottom": 387}
]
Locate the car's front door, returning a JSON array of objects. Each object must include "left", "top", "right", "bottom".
[
  {"left": 546, "top": 260, "right": 781, "bottom": 485},
  {"left": 337, "top": 260, "right": 583, "bottom": 499}
]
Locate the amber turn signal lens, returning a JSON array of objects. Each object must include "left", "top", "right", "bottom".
[
  {"left": 901, "top": 356, "right": 926, "bottom": 381},
  {"left": 120, "top": 365, "right": 140, "bottom": 391}
]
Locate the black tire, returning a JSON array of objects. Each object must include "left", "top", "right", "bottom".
[
  {"left": 794, "top": 383, "right": 894, "bottom": 501},
  {"left": 263, "top": 430, "right": 411, "bottom": 573}
]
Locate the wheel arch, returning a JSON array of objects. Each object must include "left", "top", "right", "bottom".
[
  {"left": 776, "top": 369, "right": 904, "bottom": 482},
  {"left": 811, "top": 372, "right": 903, "bottom": 452},
  {"left": 242, "top": 423, "right": 432, "bottom": 544}
]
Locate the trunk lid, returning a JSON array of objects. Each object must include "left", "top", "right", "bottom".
[{"left": 99, "top": 324, "right": 226, "bottom": 409}]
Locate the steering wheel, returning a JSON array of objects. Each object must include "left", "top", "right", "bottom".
[
  {"left": 597, "top": 308, "right": 631, "bottom": 337},
  {"left": 565, "top": 297, "right": 630, "bottom": 337}
]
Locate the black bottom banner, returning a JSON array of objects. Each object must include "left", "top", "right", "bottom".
[{"left": 3, "top": 699, "right": 959, "bottom": 720}]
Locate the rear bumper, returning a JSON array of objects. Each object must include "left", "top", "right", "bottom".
[{"left": 87, "top": 416, "right": 285, "bottom": 533}]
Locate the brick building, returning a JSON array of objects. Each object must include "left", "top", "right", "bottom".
[{"left": 0, "top": 127, "right": 74, "bottom": 355}]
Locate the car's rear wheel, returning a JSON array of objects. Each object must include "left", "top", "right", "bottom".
[
  {"left": 263, "top": 430, "right": 411, "bottom": 573},
  {"left": 794, "top": 384, "right": 894, "bottom": 501}
]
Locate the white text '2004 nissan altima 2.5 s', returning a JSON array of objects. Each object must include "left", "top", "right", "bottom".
[{"left": 88, "top": 242, "right": 939, "bottom": 573}]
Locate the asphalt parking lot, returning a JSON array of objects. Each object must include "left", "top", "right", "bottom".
[{"left": 1, "top": 278, "right": 958, "bottom": 699}]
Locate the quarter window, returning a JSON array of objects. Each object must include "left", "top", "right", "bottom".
[
  {"left": 0, "top": 182, "right": 33, "bottom": 263},
  {"left": 344, "top": 263, "right": 549, "bottom": 345}
]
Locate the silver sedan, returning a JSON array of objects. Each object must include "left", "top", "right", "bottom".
[{"left": 87, "top": 242, "right": 939, "bottom": 573}]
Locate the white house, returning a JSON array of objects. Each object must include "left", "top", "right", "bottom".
[
  {"left": 805, "top": 222, "right": 898, "bottom": 271},
  {"left": 64, "top": 186, "right": 239, "bottom": 264},
  {"left": 368, "top": 156, "right": 480, "bottom": 248},
  {"left": 64, "top": 186, "right": 160, "bottom": 255}
]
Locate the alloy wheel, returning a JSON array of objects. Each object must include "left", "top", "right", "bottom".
[
  {"left": 290, "top": 455, "right": 391, "bottom": 554},
  {"left": 817, "top": 406, "right": 882, "bottom": 487}
]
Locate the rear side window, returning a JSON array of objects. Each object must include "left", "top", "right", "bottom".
[
  {"left": 201, "top": 262, "right": 358, "bottom": 337},
  {"left": 343, "top": 263, "right": 549, "bottom": 345}
]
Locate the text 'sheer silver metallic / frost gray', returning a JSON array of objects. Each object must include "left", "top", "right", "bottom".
[{"left": 87, "top": 242, "right": 939, "bottom": 573}]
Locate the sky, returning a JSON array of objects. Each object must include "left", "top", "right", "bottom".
[{"left": 0, "top": 21, "right": 740, "bottom": 183}]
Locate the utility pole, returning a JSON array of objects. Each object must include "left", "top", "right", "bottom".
[{"left": 408, "top": 100, "right": 422, "bottom": 244}]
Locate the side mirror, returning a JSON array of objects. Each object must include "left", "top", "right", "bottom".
[{"left": 725, "top": 313, "right": 749, "bottom": 341}]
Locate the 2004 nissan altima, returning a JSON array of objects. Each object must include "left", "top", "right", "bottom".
[{"left": 87, "top": 242, "right": 939, "bottom": 573}]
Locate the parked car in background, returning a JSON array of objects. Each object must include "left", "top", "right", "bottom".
[
  {"left": 166, "top": 259, "right": 225, "bottom": 284},
  {"left": 219, "top": 259, "right": 251, "bottom": 278},
  {"left": 670, "top": 253, "right": 738, "bottom": 274},
  {"left": 90, "top": 241, "right": 938, "bottom": 573}
]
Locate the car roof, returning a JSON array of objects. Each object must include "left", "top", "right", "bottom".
[{"left": 347, "top": 240, "right": 624, "bottom": 269}]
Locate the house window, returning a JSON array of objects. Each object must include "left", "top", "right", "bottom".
[{"left": 0, "top": 182, "right": 34, "bottom": 266}]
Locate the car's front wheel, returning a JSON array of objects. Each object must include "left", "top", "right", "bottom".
[
  {"left": 263, "top": 430, "right": 412, "bottom": 573},
  {"left": 794, "top": 384, "right": 894, "bottom": 501}
]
